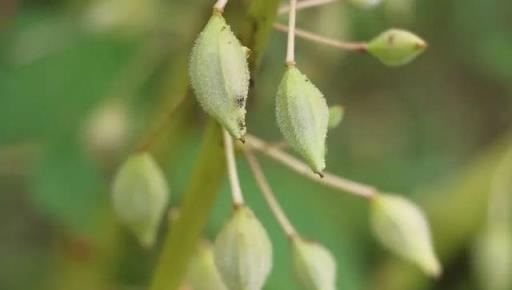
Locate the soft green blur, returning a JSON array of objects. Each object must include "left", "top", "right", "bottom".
[{"left": 1, "top": 0, "right": 511, "bottom": 290}]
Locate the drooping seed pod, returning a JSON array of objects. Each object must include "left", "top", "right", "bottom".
[
  {"left": 328, "top": 105, "right": 344, "bottom": 129},
  {"left": 348, "top": 0, "right": 382, "bottom": 9},
  {"left": 292, "top": 238, "right": 337, "bottom": 290},
  {"left": 214, "top": 206, "right": 273, "bottom": 290},
  {"left": 367, "top": 29, "right": 427, "bottom": 66},
  {"left": 370, "top": 194, "right": 441, "bottom": 277},
  {"left": 112, "top": 152, "right": 169, "bottom": 248},
  {"left": 473, "top": 225, "right": 512, "bottom": 290},
  {"left": 188, "top": 242, "right": 228, "bottom": 290},
  {"left": 189, "top": 13, "right": 250, "bottom": 140},
  {"left": 276, "top": 65, "right": 329, "bottom": 174}
]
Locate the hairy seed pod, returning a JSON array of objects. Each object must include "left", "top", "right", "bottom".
[
  {"left": 367, "top": 29, "right": 427, "bottom": 66},
  {"left": 214, "top": 206, "right": 273, "bottom": 290},
  {"left": 189, "top": 13, "right": 250, "bottom": 140},
  {"left": 328, "top": 105, "right": 344, "bottom": 129},
  {"left": 348, "top": 0, "right": 382, "bottom": 9},
  {"left": 188, "top": 242, "right": 228, "bottom": 290},
  {"left": 371, "top": 194, "right": 441, "bottom": 277},
  {"left": 112, "top": 152, "right": 169, "bottom": 248},
  {"left": 292, "top": 238, "right": 337, "bottom": 290},
  {"left": 276, "top": 66, "right": 329, "bottom": 174}
]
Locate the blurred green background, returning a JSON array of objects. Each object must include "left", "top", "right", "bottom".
[{"left": 1, "top": 0, "right": 511, "bottom": 290}]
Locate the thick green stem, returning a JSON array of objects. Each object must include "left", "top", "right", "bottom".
[{"left": 149, "top": 121, "right": 225, "bottom": 290}]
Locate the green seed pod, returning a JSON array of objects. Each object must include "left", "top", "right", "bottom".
[
  {"left": 188, "top": 242, "right": 228, "bottom": 290},
  {"left": 348, "top": 0, "right": 382, "bottom": 9},
  {"left": 276, "top": 66, "right": 329, "bottom": 174},
  {"left": 189, "top": 13, "right": 250, "bottom": 140},
  {"left": 214, "top": 206, "right": 272, "bottom": 290},
  {"left": 328, "top": 105, "right": 344, "bottom": 129},
  {"left": 112, "top": 152, "right": 169, "bottom": 248},
  {"left": 370, "top": 194, "right": 441, "bottom": 277},
  {"left": 367, "top": 29, "right": 427, "bottom": 66},
  {"left": 292, "top": 238, "right": 337, "bottom": 290},
  {"left": 473, "top": 225, "right": 512, "bottom": 290}
]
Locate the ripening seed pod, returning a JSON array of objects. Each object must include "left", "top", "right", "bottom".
[
  {"left": 472, "top": 225, "right": 512, "bottom": 290},
  {"left": 328, "top": 105, "right": 344, "bottom": 129},
  {"left": 348, "top": 0, "right": 382, "bottom": 9},
  {"left": 112, "top": 152, "right": 169, "bottom": 248},
  {"left": 276, "top": 65, "right": 329, "bottom": 174},
  {"left": 189, "top": 12, "right": 250, "bottom": 140},
  {"left": 292, "top": 237, "right": 337, "bottom": 290},
  {"left": 214, "top": 206, "right": 273, "bottom": 290},
  {"left": 370, "top": 194, "right": 442, "bottom": 277},
  {"left": 188, "top": 242, "right": 228, "bottom": 290},
  {"left": 367, "top": 29, "right": 427, "bottom": 66}
]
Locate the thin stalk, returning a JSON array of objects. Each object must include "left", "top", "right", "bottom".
[
  {"left": 279, "top": 0, "right": 339, "bottom": 15},
  {"left": 274, "top": 23, "right": 368, "bottom": 52},
  {"left": 223, "top": 129, "right": 245, "bottom": 206},
  {"left": 213, "top": 0, "right": 229, "bottom": 12},
  {"left": 286, "top": 0, "right": 298, "bottom": 64},
  {"left": 246, "top": 135, "right": 378, "bottom": 199},
  {"left": 244, "top": 149, "right": 298, "bottom": 238}
]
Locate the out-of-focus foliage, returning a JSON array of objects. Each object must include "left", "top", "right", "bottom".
[{"left": 0, "top": 0, "right": 511, "bottom": 290}]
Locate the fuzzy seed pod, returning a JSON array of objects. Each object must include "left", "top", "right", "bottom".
[
  {"left": 188, "top": 242, "right": 228, "bottom": 290},
  {"left": 292, "top": 238, "right": 337, "bottom": 290},
  {"left": 112, "top": 152, "right": 169, "bottom": 248},
  {"left": 367, "top": 29, "right": 427, "bottom": 66},
  {"left": 328, "top": 105, "right": 344, "bottom": 129},
  {"left": 276, "top": 66, "right": 329, "bottom": 174},
  {"left": 214, "top": 206, "right": 273, "bottom": 290},
  {"left": 371, "top": 194, "right": 441, "bottom": 277},
  {"left": 348, "top": 0, "right": 382, "bottom": 9},
  {"left": 189, "top": 13, "right": 250, "bottom": 140}
]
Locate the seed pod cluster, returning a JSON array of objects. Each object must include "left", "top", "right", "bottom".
[
  {"left": 276, "top": 66, "right": 329, "bottom": 174},
  {"left": 111, "top": 152, "right": 169, "bottom": 248},
  {"left": 292, "top": 238, "right": 337, "bottom": 290},
  {"left": 371, "top": 194, "right": 441, "bottom": 277},
  {"left": 367, "top": 29, "right": 427, "bottom": 66},
  {"left": 189, "top": 13, "right": 250, "bottom": 140},
  {"left": 214, "top": 206, "right": 273, "bottom": 290}
]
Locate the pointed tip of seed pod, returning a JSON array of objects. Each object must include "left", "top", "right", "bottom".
[
  {"left": 416, "top": 41, "right": 428, "bottom": 49},
  {"left": 238, "top": 136, "right": 246, "bottom": 144},
  {"left": 315, "top": 171, "right": 325, "bottom": 178}
]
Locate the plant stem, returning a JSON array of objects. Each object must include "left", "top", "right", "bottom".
[
  {"left": 279, "top": 0, "right": 339, "bottom": 15},
  {"left": 246, "top": 134, "right": 378, "bottom": 199},
  {"left": 286, "top": 0, "right": 298, "bottom": 64},
  {"left": 213, "top": 0, "right": 229, "bottom": 12},
  {"left": 223, "top": 129, "right": 245, "bottom": 206},
  {"left": 274, "top": 23, "right": 368, "bottom": 52},
  {"left": 244, "top": 149, "right": 298, "bottom": 238}
]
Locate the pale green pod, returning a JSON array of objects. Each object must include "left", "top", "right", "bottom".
[
  {"left": 371, "top": 194, "right": 442, "bottom": 277},
  {"left": 473, "top": 225, "right": 512, "bottom": 290},
  {"left": 188, "top": 242, "right": 228, "bottom": 290},
  {"left": 214, "top": 206, "right": 273, "bottom": 290},
  {"left": 328, "top": 105, "right": 344, "bottom": 129},
  {"left": 112, "top": 152, "right": 169, "bottom": 248},
  {"left": 292, "top": 238, "right": 337, "bottom": 290},
  {"left": 348, "top": 0, "right": 382, "bottom": 9},
  {"left": 367, "top": 29, "right": 427, "bottom": 66},
  {"left": 276, "top": 66, "right": 329, "bottom": 174},
  {"left": 189, "top": 13, "right": 250, "bottom": 140}
]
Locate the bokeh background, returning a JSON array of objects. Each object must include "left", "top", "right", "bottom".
[{"left": 1, "top": 0, "right": 511, "bottom": 290}]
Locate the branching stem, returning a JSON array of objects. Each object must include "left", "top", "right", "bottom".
[
  {"left": 246, "top": 135, "right": 378, "bottom": 199},
  {"left": 279, "top": 0, "right": 340, "bottom": 15},
  {"left": 244, "top": 149, "right": 298, "bottom": 238},
  {"left": 274, "top": 23, "right": 368, "bottom": 52},
  {"left": 223, "top": 129, "right": 245, "bottom": 206}
]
